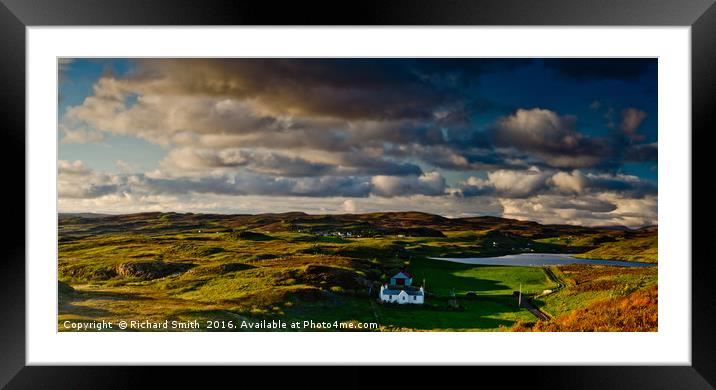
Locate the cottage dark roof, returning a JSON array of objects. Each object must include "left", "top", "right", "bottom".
[{"left": 382, "top": 286, "right": 423, "bottom": 296}]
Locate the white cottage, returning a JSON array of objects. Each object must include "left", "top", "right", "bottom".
[{"left": 379, "top": 270, "right": 424, "bottom": 304}]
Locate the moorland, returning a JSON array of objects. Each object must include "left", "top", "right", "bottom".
[{"left": 58, "top": 211, "right": 657, "bottom": 331}]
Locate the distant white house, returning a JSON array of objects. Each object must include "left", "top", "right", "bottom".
[{"left": 379, "top": 270, "right": 424, "bottom": 304}]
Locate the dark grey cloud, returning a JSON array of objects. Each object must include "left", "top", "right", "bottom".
[
  {"left": 60, "top": 183, "right": 119, "bottom": 199},
  {"left": 160, "top": 147, "right": 423, "bottom": 177},
  {"left": 487, "top": 107, "right": 659, "bottom": 170},
  {"left": 142, "top": 171, "right": 448, "bottom": 199},
  {"left": 65, "top": 58, "right": 658, "bottom": 175},
  {"left": 370, "top": 172, "right": 447, "bottom": 197},
  {"left": 327, "top": 148, "right": 424, "bottom": 176},
  {"left": 131, "top": 59, "right": 530, "bottom": 122},
  {"left": 143, "top": 174, "right": 374, "bottom": 198},
  {"left": 490, "top": 108, "right": 616, "bottom": 169},
  {"left": 586, "top": 174, "right": 657, "bottom": 197},
  {"left": 59, "top": 160, "right": 447, "bottom": 199},
  {"left": 161, "top": 148, "right": 335, "bottom": 177},
  {"left": 538, "top": 197, "right": 618, "bottom": 213}
]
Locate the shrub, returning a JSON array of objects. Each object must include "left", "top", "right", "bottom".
[{"left": 516, "top": 285, "right": 657, "bottom": 332}]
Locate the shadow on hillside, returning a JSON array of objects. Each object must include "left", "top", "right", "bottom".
[
  {"left": 445, "top": 274, "right": 510, "bottom": 294},
  {"left": 59, "top": 289, "right": 155, "bottom": 319},
  {"left": 409, "top": 258, "right": 513, "bottom": 295},
  {"left": 71, "top": 290, "right": 152, "bottom": 302},
  {"left": 281, "top": 294, "right": 530, "bottom": 331},
  {"left": 376, "top": 295, "right": 527, "bottom": 330},
  {"left": 58, "top": 303, "right": 115, "bottom": 318}
]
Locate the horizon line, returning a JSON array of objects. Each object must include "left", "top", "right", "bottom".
[{"left": 57, "top": 210, "right": 658, "bottom": 229}]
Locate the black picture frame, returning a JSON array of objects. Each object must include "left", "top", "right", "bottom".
[{"left": 1, "top": 0, "right": 714, "bottom": 388}]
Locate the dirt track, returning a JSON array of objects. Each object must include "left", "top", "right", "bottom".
[{"left": 513, "top": 292, "right": 550, "bottom": 321}]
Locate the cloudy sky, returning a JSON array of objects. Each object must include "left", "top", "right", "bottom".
[{"left": 58, "top": 58, "right": 657, "bottom": 227}]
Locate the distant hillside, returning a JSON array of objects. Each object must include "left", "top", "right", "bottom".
[
  {"left": 59, "top": 212, "right": 112, "bottom": 219},
  {"left": 57, "top": 210, "right": 612, "bottom": 239},
  {"left": 575, "top": 232, "right": 658, "bottom": 263}
]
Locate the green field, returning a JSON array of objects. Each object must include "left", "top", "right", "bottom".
[{"left": 58, "top": 211, "right": 657, "bottom": 331}]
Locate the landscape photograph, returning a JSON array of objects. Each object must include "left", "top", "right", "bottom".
[{"left": 58, "top": 58, "right": 658, "bottom": 332}]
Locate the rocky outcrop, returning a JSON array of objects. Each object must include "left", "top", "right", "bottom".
[{"left": 115, "top": 261, "right": 194, "bottom": 280}]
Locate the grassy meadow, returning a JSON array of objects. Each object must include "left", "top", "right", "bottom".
[{"left": 58, "top": 211, "right": 657, "bottom": 332}]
